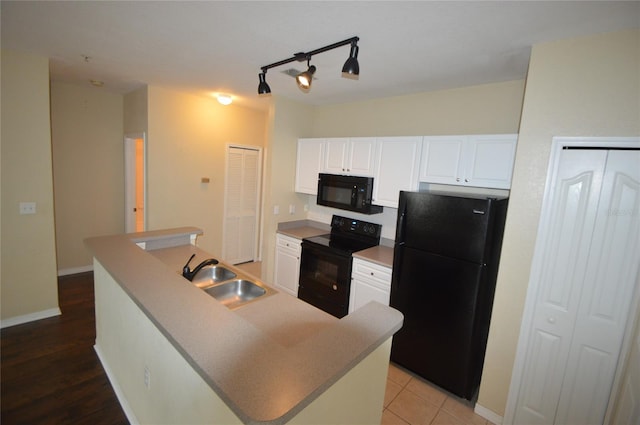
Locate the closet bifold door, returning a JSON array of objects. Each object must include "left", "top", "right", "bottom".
[{"left": 510, "top": 146, "right": 640, "bottom": 425}]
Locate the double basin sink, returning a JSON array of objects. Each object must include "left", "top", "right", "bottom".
[{"left": 187, "top": 264, "right": 274, "bottom": 310}]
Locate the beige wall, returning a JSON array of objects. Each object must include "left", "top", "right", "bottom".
[
  {"left": 261, "top": 96, "right": 315, "bottom": 284},
  {"left": 124, "top": 86, "right": 148, "bottom": 134},
  {"left": 479, "top": 29, "right": 640, "bottom": 416},
  {"left": 51, "top": 82, "right": 125, "bottom": 272},
  {"left": 312, "top": 79, "right": 525, "bottom": 137},
  {"left": 1, "top": 50, "right": 59, "bottom": 322},
  {"left": 146, "top": 86, "right": 268, "bottom": 256}
]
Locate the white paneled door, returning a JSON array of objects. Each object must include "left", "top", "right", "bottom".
[
  {"left": 507, "top": 139, "right": 640, "bottom": 425},
  {"left": 223, "top": 146, "right": 261, "bottom": 265}
]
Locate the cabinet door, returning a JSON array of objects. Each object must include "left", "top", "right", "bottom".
[
  {"left": 419, "top": 136, "right": 466, "bottom": 184},
  {"left": 347, "top": 138, "right": 377, "bottom": 176},
  {"left": 350, "top": 277, "right": 391, "bottom": 313},
  {"left": 350, "top": 259, "right": 392, "bottom": 313},
  {"left": 274, "top": 235, "right": 301, "bottom": 296},
  {"left": 373, "top": 137, "right": 422, "bottom": 208},
  {"left": 324, "top": 138, "right": 350, "bottom": 174},
  {"left": 295, "top": 138, "right": 325, "bottom": 195},
  {"left": 464, "top": 134, "right": 517, "bottom": 189}
]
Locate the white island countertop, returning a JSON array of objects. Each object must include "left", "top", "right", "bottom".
[{"left": 85, "top": 227, "right": 403, "bottom": 424}]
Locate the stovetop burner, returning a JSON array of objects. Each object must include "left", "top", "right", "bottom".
[{"left": 302, "top": 215, "right": 382, "bottom": 256}]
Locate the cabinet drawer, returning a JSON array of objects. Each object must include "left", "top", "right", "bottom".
[
  {"left": 276, "top": 234, "right": 301, "bottom": 254},
  {"left": 352, "top": 259, "right": 391, "bottom": 286}
]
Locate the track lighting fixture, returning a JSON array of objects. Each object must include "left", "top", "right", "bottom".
[
  {"left": 258, "top": 36, "right": 359, "bottom": 95},
  {"left": 258, "top": 72, "right": 271, "bottom": 95},
  {"left": 296, "top": 59, "right": 316, "bottom": 91},
  {"left": 341, "top": 40, "right": 359, "bottom": 78}
]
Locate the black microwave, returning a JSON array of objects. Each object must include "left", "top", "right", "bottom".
[{"left": 317, "top": 173, "right": 383, "bottom": 214}]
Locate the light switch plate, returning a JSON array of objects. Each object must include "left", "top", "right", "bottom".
[{"left": 19, "top": 202, "right": 36, "bottom": 215}]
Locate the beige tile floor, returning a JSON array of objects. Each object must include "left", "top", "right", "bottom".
[
  {"left": 383, "top": 363, "right": 494, "bottom": 425},
  {"left": 238, "top": 262, "right": 493, "bottom": 425}
]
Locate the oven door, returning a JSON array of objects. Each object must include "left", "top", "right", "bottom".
[{"left": 298, "top": 241, "right": 352, "bottom": 318}]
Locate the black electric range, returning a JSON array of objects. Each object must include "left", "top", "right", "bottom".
[{"left": 298, "top": 215, "right": 382, "bottom": 318}]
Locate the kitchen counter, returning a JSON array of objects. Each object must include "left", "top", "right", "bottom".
[
  {"left": 276, "top": 219, "right": 329, "bottom": 240},
  {"left": 353, "top": 245, "right": 394, "bottom": 268},
  {"left": 86, "top": 227, "right": 403, "bottom": 425}
]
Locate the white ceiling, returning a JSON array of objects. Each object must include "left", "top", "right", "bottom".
[{"left": 2, "top": 1, "right": 638, "bottom": 110}]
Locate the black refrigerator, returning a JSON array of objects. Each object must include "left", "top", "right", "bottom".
[{"left": 390, "top": 191, "right": 508, "bottom": 400}]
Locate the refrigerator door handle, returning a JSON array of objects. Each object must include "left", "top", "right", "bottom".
[
  {"left": 472, "top": 209, "right": 486, "bottom": 215},
  {"left": 391, "top": 242, "right": 404, "bottom": 292},
  {"left": 396, "top": 207, "right": 407, "bottom": 241}
]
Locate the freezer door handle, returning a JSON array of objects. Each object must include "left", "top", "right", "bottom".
[{"left": 472, "top": 209, "right": 486, "bottom": 215}]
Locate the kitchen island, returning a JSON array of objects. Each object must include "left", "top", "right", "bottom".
[{"left": 85, "top": 227, "right": 403, "bottom": 425}]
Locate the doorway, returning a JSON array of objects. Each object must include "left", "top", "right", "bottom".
[
  {"left": 124, "top": 133, "right": 146, "bottom": 233},
  {"left": 505, "top": 137, "right": 640, "bottom": 424},
  {"left": 223, "top": 145, "right": 262, "bottom": 265}
]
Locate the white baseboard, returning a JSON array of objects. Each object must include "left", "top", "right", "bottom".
[
  {"left": 475, "top": 403, "right": 503, "bottom": 425},
  {"left": 58, "top": 264, "right": 93, "bottom": 276},
  {"left": 0, "top": 307, "right": 62, "bottom": 329},
  {"left": 94, "top": 344, "right": 139, "bottom": 424}
]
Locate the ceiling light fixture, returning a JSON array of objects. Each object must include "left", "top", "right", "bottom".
[
  {"left": 217, "top": 94, "right": 233, "bottom": 105},
  {"left": 258, "top": 36, "right": 359, "bottom": 95}
]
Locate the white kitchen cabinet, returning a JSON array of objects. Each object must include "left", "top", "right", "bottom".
[
  {"left": 420, "top": 134, "right": 517, "bottom": 189},
  {"left": 274, "top": 234, "right": 301, "bottom": 296},
  {"left": 349, "top": 258, "right": 392, "bottom": 314},
  {"left": 295, "top": 138, "right": 325, "bottom": 195},
  {"left": 324, "top": 137, "right": 377, "bottom": 176},
  {"left": 373, "top": 136, "right": 423, "bottom": 208}
]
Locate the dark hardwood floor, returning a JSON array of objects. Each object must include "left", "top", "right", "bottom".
[{"left": 1, "top": 272, "right": 129, "bottom": 424}]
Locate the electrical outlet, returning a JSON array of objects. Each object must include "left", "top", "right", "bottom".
[
  {"left": 144, "top": 366, "right": 150, "bottom": 389},
  {"left": 273, "top": 205, "right": 280, "bottom": 215},
  {"left": 289, "top": 204, "right": 296, "bottom": 214},
  {"left": 19, "top": 202, "right": 36, "bottom": 215}
]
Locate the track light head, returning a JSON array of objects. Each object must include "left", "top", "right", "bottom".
[
  {"left": 257, "top": 72, "right": 271, "bottom": 95},
  {"left": 296, "top": 64, "right": 316, "bottom": 91},
  {"left": 342, "top": 43, "right": 359, "bottom": 79}
]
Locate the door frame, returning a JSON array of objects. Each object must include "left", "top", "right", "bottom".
[
  {"left": 504, "top": 136, "right": 640, "bottom": 424},
  {"left": 222, "top": 144, "right": 263, "bottom": 262},
  {"left": 124, "top": 132, "right": 147, "bottom": 233}
]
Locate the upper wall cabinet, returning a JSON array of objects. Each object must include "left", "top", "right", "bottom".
[
  {"left": 420, "top": 134, "right": 517, "bottom": 189},
  {"left": 324, "top": 137, "right": 377, "bottom": 176},
  {"left": 295, "top": 138, "right": 325, "bottom": 195},
  {"left": 373, "top": 137, "right": 423, "bottom": 207}
]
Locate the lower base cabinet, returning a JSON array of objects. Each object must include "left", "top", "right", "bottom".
[
  {"left": 274, "top": 234, "right": 302, "bottom": 296},
  {"left": 349, "top": 258, "right": 392, "bottom": 313}
]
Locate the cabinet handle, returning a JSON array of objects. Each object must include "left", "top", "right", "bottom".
[
  {"left": 547, "top": 317, "right": 556, "bottom": 324},
  {"left": 370, "top": 272, "right": 374, "bottom": 276},
  {"left": 456, "top": 177, "right": 460, "bottom": 182},
  {"left": 465, "top": 178, "right": 469, "bottom": 182}
]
